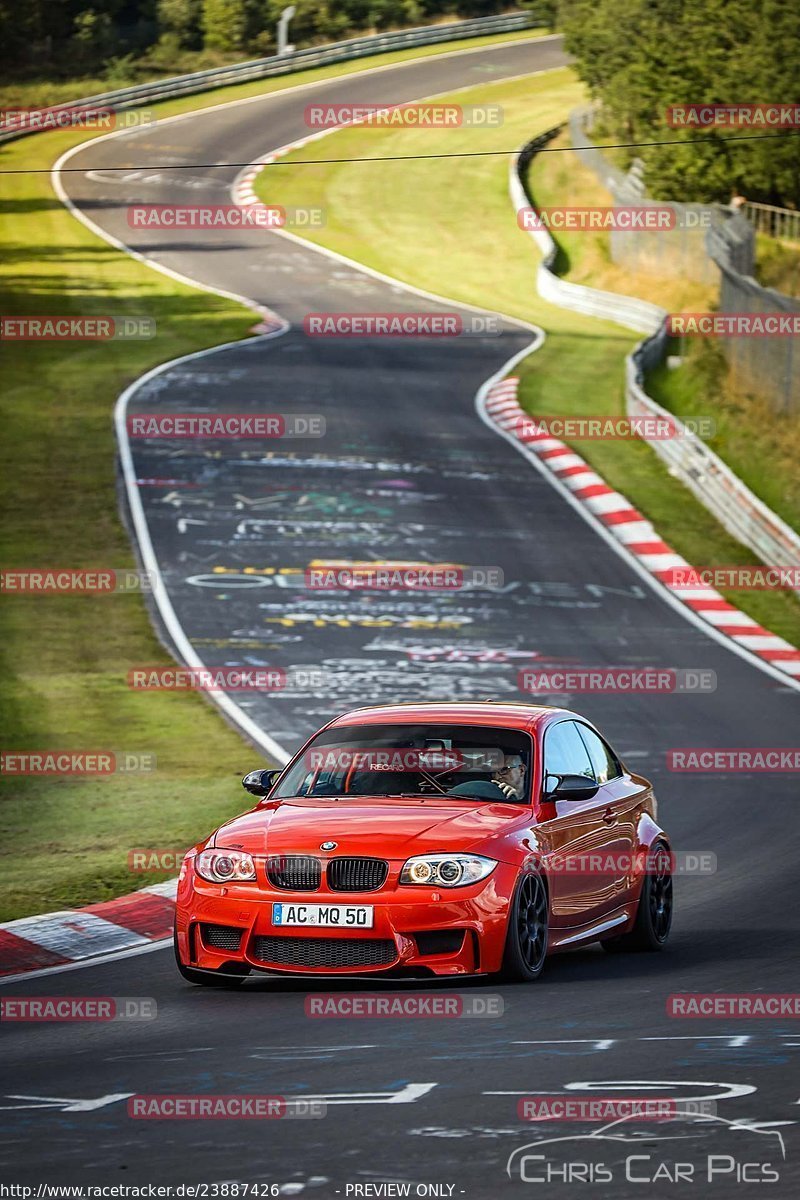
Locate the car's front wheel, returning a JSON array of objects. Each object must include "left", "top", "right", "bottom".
[
  {"left": 501, "top": 870, "right": 549, "bottom": 981},
  {"left": 174, "top": 928, "right": 249, "bottom": 987},
  {"left": 602, "top": 841, "right": 673, "bottom": 953}
]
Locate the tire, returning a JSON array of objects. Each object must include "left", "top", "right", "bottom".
[
  {"left": 500, "top": 870, "right": 549, "bottom": 981},
  {"left": 174, "top": 928, "right": 249, "bottom": 988},
  {"left": 602, "top": 841, "right": 673, "bottom": 953}
]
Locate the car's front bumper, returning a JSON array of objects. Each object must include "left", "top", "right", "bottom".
[{"left": 175, "top": 857, "right": 518, "bottom": 977}]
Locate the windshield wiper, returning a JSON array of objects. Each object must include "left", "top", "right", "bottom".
[{"left": 393, "top": 792, "right": 487, "bottom": 801}]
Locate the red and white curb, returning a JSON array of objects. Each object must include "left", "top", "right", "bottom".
[
  {"left": 239, "top": 136, "right": 800, "bottom": 685},
  {"left": 484, "top": 378, "right": 800, "bottom": 679},
  {"left": 233, "top": 125, "right": 336, "bottom": 208},
  {"left": 0, "top": 881, "right": 176, "bottom": 977}
]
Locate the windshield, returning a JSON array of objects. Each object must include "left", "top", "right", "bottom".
[{"left": 273, "top": 722, "right": 533, "bottom": 803}]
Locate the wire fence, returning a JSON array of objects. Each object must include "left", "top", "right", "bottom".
[
  {"left": 568, "top": 109, "right": 727, "bottom": 285},
  {"left": 744, "top": 201, "right": 800, "bottom": 243},
  {"left": 519, "top": 127, "right": 800, "bottom": 569},
  {"left": 707, "top": 220, "right": 800, "bottom": 414},
  {"left": 569, "top": 107, "right": 800, "bottom": 414}
]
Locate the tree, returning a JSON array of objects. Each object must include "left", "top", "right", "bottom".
[
  {"left": 201, "top": 0, "right": 249, "bottom": 52},
  {"left": 72, "top": 8, "right": 115, "bottom": 64},
  {"left": 158, "top": 0, "right": 202, "bottom": 49},
  {"left": 560, "top": 0, "right": 800, "bottom": 206}
]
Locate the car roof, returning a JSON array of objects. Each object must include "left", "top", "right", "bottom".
[{"left": 327, "top": 701, "right": 567, "bottom": 732}]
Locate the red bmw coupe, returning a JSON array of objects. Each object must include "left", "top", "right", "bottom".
[{"left": 174, "top": 702, "right": 672, "bottom": 985}]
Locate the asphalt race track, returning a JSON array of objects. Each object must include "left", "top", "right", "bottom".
[{"left": 2, "top": 35, "right": 799, "bottom": 1197}]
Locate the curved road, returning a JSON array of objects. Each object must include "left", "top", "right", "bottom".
[{"left": 3, "top": 35, "right": 798, "bottom": 1197}]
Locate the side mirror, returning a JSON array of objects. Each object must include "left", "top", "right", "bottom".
[
  {"left": 242, "top": 768, "right": 281, "bottom": 798},
  {"left": 545, "top": 773, "right": 599, "bottom": 802}
]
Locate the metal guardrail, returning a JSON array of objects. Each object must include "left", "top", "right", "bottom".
[
  {"left": 0, "top": 12, "right": 540, "bottom": 146},
  {"left": 744, "top": 200, "right": 800, "bottom": 243},
  {"left": 513, "top": 128, "right": 800, "bottom": 583},
  {"left": 626, "top": 339, "right": 800, "bottom": 585},
  {"left": 513, "top": 128, "right": 665, "bottom": 335}
]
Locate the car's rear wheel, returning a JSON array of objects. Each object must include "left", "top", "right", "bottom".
[
  {"left": 174, "top": 927, "right": 249, "bottom": 987},
  {"left": 501, "top": 870, "right": 549, "bottom": 981},
  {"left": 602, "top": 841, "right": 673, "bottom": 953}
]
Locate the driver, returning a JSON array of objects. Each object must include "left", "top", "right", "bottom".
[{"left": 492, "top": 753, "right": 527, "bottom": 801}]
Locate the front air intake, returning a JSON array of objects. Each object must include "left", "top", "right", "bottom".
[
  {"left": 412, "top": 929, "right": 466, "bottom": 957},
  {"left": 252, "top": 936, "right": 397, "bottom": 969},
  {"left": 201, "top": 924, "right": 243, "bottom": 951},
  {"left": 266, "top": 855, "right": 321, "bottom": 890},
  {"left": 327, "top": 857, "right": 389, "bottom": 892}
]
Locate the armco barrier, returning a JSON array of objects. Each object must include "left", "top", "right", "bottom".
[
  {"left": 627, "top": 337, "right": 800, "bottom": 585},
  {"left": 0, "top": 12, "right": 540, "bottom": 146},
  {"left": 512, "top": 129, "right": 664, "bottom": 335},
  {"left": 513, "top": 129, "right": 800, "bottom": 587}
]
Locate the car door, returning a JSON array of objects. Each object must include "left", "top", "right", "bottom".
[
  {"left": 574, "top": 722, "right": 645, "bottom": 908},
  {"left": 535, "top": 720, "right": 628, "bottom": 929}
]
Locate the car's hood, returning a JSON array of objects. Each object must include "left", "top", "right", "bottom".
[{"left": 211, "top": 795, "right": 524, "bottom": 858}]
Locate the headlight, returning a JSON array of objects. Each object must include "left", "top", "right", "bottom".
[
  {"left": 195, "top": 848, "right": 256, "bottom": 884},
  {"left": 399, "top": 853, "right": 497, "bottom": 888}
]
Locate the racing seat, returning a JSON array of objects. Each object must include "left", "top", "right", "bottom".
[{"left": 346, "top": 770, "right": 422, "bottom": 796}]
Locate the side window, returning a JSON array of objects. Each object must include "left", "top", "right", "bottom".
[
  {"left": 575, "top": 724, "right": 623, "bottom": 785},
  {"left": 543, "top": 721, "right": 594, "bottom": 788}
]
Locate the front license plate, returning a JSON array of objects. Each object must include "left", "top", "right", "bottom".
[{"left": 272, "top": 903, "right": 374, "bottom": 928}]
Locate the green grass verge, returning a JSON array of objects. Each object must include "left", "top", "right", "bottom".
[
  {"left": 643, "top": 229, "right": 800, "bottom": 546},
  {"left": 0, "top": 135, "right": 262, "bottom": 923},
  {"left": 646, "top": 342, "right": 800, "bottom": 539},
  {"left": 0, "top": 30, "right": 552, "bottom": 922},
  {"left": 255, "top": 69, "right": 800, "bottom": 648}
]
